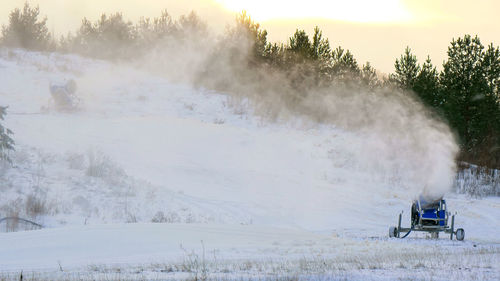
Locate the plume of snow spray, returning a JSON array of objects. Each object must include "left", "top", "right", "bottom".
[{"left": 70, "top": 20, "right": 459, "bottom": 228}]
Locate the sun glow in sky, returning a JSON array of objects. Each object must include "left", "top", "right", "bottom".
[{"left": 214, "top": 0, "right": 414, "bottom": 23}]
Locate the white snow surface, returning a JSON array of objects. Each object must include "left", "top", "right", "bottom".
[
  {"left": 0, "top": 49, "right": 499, "bottom": 280},
  {"left": 0, "top": 223, "right": 326, "bottom": 270}
]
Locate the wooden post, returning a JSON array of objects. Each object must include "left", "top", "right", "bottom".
[{"left": 397, "top": 213, "right": 402, "bottom": 238}]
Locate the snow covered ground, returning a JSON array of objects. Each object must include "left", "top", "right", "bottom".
[
  {"left": 0, "top": 49, "right": 499, "bottom": 280},
  {"left": 0, "top": 223, "right": 498, "bottom": 281}
]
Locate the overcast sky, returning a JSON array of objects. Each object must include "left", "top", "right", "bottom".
[{"left": 1, "top": 0, "right": 499, "bottom": 73}]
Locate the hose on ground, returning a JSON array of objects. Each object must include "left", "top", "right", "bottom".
[{"left": 400, "top": 226, "right": 414, "bottom": 238}]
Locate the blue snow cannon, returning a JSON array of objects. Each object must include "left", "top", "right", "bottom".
[{"left": 389, "top": 196, "right": 465, "bottom": 240}]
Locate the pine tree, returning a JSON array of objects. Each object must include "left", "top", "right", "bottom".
[
  {"left": 135, "top": 10, "right": 177, "bottom": 45},
  {"left": 178, "top": 11, "right": 208, "bottom": 38},
  {"left": 330, "top": 47, "right": 360, "bottom": 80},
  {"left": 438, "top": 34, "right": 500, "bottom": 167},
  {"left": 476, "top": 43, "right": 500, "bottom": 165},
  {"left": 310, "top": 27, "right": 331, "bottom": 61},
  {"left": 483, "top": 43, "right": 500, "bottom": 102},
  {"left": 288, "top": 29, "right": 312, "bottom": 62},
  {"left": 71, "top": 12, "right": 135, "bottom": 58},
  {"left": 0, "top": 106, "right": 15, "bottom": 163},
  {"left": 231, "top": 11, "right": 268, "bottom": 63},
  {"left": 1, "top": 3, "right": 52, "bottom": 50},
  {"left": 391, "top": 47, "right": 420, "bottom": 89},
  {"left": 441, "top": 35, "right": 487, "bottom": 150},
  {"left": 414, "top": 56, "right": 440, "bottom": 108},
  {"left": 309, "top": 27, "right": 333, "bottom": 82},
  {"left": 360, "top": 62, "right": 379, "bottom": 89},
  {"left": 153, "top": 10, "right": 177, "bottom": 38}
]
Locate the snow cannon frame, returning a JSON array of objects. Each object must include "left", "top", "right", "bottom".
[{"left": 389, "top": 198, "right": 465, "bottom": 241}]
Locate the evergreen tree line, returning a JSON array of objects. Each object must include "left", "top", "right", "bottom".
[
  {"left": 1, "top": 3, "right": 500, "bottom": 169},
  {"left": 1, "top": 3, "right": 208, "bottom": 58},
  {"left": 390, "top": 39, "right": 500, "bottom": 168}
]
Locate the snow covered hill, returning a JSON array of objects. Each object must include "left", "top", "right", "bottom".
[{"left": 0, "top": 49, "right": 499, "bottom": 280}]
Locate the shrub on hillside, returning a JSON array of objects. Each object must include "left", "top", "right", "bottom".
[
  {"left": 25, "top": 193, "right": 49, "bottom": 219},
  {"left": 86, "top": 150, "right": 126, "bottom": 186}
]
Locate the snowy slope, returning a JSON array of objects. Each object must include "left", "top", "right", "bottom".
[
  {"left": 0, "top": 48, "right": 407, "bottom": 232},
  {"left": 0, "top": 49, "right": 499, "bottom": 280}
]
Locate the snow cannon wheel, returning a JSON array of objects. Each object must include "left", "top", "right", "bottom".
[
  {"left": 389, "top": 226, "right": 398, "bottom": 238},
  {"left": 456, "top": 228, "right": 465, "bottom": 241}
]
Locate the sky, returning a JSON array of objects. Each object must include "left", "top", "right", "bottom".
[{"left": 1, "top": 0, "right": 499, "bottom": 73}]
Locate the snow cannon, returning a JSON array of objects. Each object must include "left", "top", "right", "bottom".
[
  {"left": 389, "top": 196, "right": 465, "bottom": 240},
  {"left": 48, "top": 79, "right": 80, "bottom": 111}
]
